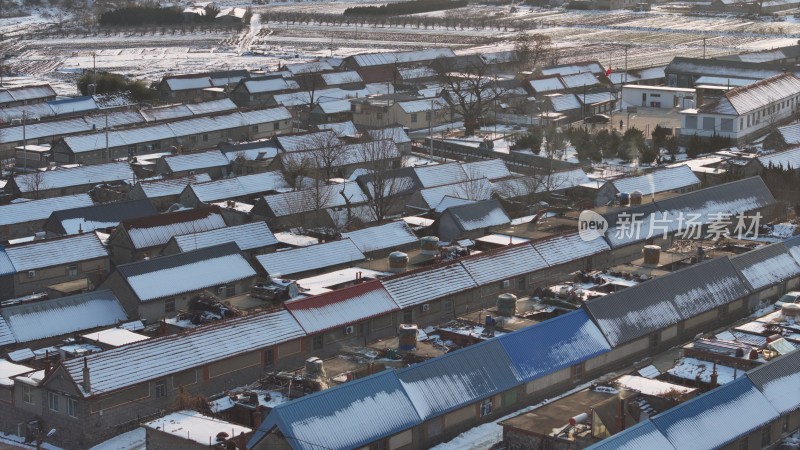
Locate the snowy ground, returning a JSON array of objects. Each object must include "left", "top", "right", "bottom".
[{"left": 3, "top": 2, "right": 800, "bottom": 95}]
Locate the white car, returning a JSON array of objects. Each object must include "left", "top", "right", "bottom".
[{"left": 775, "top": 291, "right": 800, "bottom": 308}]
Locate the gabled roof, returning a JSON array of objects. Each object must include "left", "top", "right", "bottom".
[
  {"left": 348, "top": 48, "right": 456, "bottom": 68},
  {"left": 120, "top": 206, "right": 227, "bottom": 250},
  {"left": 586, "top": 421, "right": 676, "bottom": 450},
  {"left": 651, "top": 377, "right": 779, "bottom": 450},
  {"left": 13, "top": 162, "right": 134, "bottom": 193},
  {"left": 560, "top": 72, "right": 600, "bottom": 89},
  {"left": 254, "top": 239, "right": 365, "bottom": 277},
  {"left": 548, "top": 92, "right": 581, "bottom": 112},
  {"left": 242, "top": 77, "right": 299, "bottom": 94},
  {"left": 382, "top": 261, "right": 477, "bottom": 308},
  {"left": 164, "top": 76, "right": 213, "bottom": 91},
  {"left": 1, "top": 290, "right": 127, "bottom": 344},
  {"left": 585, "top": 256, "right": 751, "bottom": 347},
  {"left": 249, "top": 370, "right": 422, "bottom": 450},
  {"left": 5, "top": 233, "right": 107, "bottom": 272},
  {"left": 0, "top": 84, "right": 56, "bottom": 104},
  {"left": 162, "top": 150, "right": 230, "bottom": 173},
  {"left": 746, "top": 350, "right": 800, "bottom": 414},
  {"left": 187, "top": 172, "right": 290, "bottom": 203},
  {"left": 261, "top": 182, "right": 369, "bottom": 217},
  {"left": 341, "top": 221, "right": 417, "bottom": 254},
  {"left": 786, "top": 234, "right": 800, "bottom": 266},
  {"left": 442, "top": 198, "right": 510, "bottom": 233},
  {"left": 319, "top": 121, "right": 360, "bottom": 138},
  {"left": 758, "top": 145, "right": 800, "bottom": 169},
  {"left": 321, "top": 71, "right": 363, "bottom": 86},
  {"left": 532, "top": 232, "right": 610, "bottom": 267},
  {"left": 461, "top": 159, "right": 512, "bottom": 181},
  {"left": 172, "top": 221, "right": 278, "bottom": 252},
  {"left": 62, "top": 309, "right": 304, "bottom": 398},
  {"left": 700, "top": 73, "right": 800, "bottom": 116},
  {"left": 275, "top": 131, "right": 341, "bottom": 153},
  {"left": 0, "top": 250, "right": 14, "bottom": 277},
  {"left": 285, "top": 281, "right": 399, "bottom": 334},
  {"left": 133, "top": 174, "right": 212, "bottom": 199},
  {"left": 0, "top": 194, "right": 93, "bottom": 227},
  {"left": 611, "top": 165, "right": 701, "bottom": 196},
  {"left": 730, "top": 242, "right": 800, "bottom": 290},
  {"left": 284, "top": 61, "right": 334, "bottom": 75},
  {"left": 419, "top": 178, "right": 493, "bottom": 209},
  {"left": 45, "top": 199, "right": 157, "bottom": 234},
  {"left": 541, "top": 61, "right": 605, "bottom": 77},
  {"left": 460, "top": 243, "right": 548, "bottom": 285},
  {"left": 367, "top": 126, "right": 411, "bottom": 144},
  {"left": 498, "top": 309, "right": 610, "bottom": 382},
  {"left": 115, "top": 243, "right": 256, "bottom": 302}
]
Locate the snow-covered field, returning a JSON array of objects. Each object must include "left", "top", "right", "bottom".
[{"left": 2, "top": 1, "right": 800, "bottom": 95}]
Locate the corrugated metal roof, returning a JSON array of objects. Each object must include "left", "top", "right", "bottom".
[
  {"left": 163, "top": 150, "right": 229, "bottom": 173},
  {"left": 262, "top": 182, "right": 369, "bottom": 217},
  {"left": 703, "top": 73, "right": 800, "bottom": 116},
  {"left": 397, "top": 339, "right": 520, "bottom": 419},
  {"left": 0, "top": 84, "right": 55, "bottom": 104},
  {"left": 118, "top": 243, "right": 256, "bottom": 302},
  {"left": 63, "top": 309, "right": 304, "bottom": 397},
  {"left": 586, "top": 421, "right": 676, "bottom": 450},
  {"left": 759, "top": 146, "right": 800, "bottom": 169},
  {"left": 124, "top": 208, "right": 227, "bottom": 249},
  {"left": 0, "top": 250, "right": 14, "bottom": 276},
  {"left": 414, "top": 162, "right": 469, "bottom": 188},
  {"left": 532, "top": 233, "right": 610, "bottom": 267},
  {"left": 460, "top": 244, "right": 548, "bottom": 285},
  {"left": 612, "top": 165, "right": 700, "bottom": 196},
  {"left": 420, "top": 178, "right": 493, "bottom": 209},
  {"left": 730, "top": 243, "right": 800, "bottom": 290},
  {"left": 188, "top": 172, "right": 290, "bottom": 203},
  {"left": 250, "top": 370, "right": 422, "bottom": 450},
  {"left": 285, "top": 281, "right": 399, "bottom": 334},
  {"left": 47, "top": 199, "right": 157, "bottom": 234},
  {"left": 0, "top": 316, "right": 15, "bottom": 347},
  {"left": 14, "top": 162, "right": 134, "bottom": 193},
  {"left": 382, "top": 262, "right": 477, "bottom": 308},
  {"left": 747, "top": 350, "right": 800, "bottom": 414},
  {"left": 651, "top": 377, "right": 779, "bottom": 450},
  {"left": 786, "top": 235, "right": 800, "bottom": 266},
  {"left": 585, "top": 257, "right": 751, "bottom": 347},
  {"left": 255, "top": 239, "right": 365, "bottom": 277},
  {"left": 561, "top": 72, "right": 600, "bottom": 89},
  {"left": 243, "top": 77, "right": 298, "bottom": 94},
  {"left": 5, "top": 233, "right": 107, "bottom": 272},
  {"left": 0, "top": 194, "right": 93, "bottom": 227},
  {"left": 135, "top": 174, "right": 211, "bottom": 198},
  {"left": 499, "top": 309, "right": 610, "bottom": 382},
  {"left": 341, "top": 221, "right": 417, "bottom": 254},
  {"left": 444, "top": 198, "right": 510, "bottom": 233},
  {"left": 461, "top": 159, "right": 512, "bottom": 181},
  {"left": 173, "top": 222, "right": 278, "bottom": 252},
  {"left": 321, "top": 71, "right": 363, "bottom": 86},
  {"left": 350, "top": 48, "right": 455, "bottom": 68},
  {"left": 2, "top": 290, "right": 127, "bottom": 343}
]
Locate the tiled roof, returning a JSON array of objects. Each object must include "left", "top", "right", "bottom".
[
  {"left": 254, "top": 239, "right": 365, "bottom": 277},
  {"left": 341, "top": 221, "right": 417, "bottom": 254},
  {"left": 5, "top": 233, "right": 107, "bottom": 272},
  {"left": 134, "top": 174, "right": 212, "bottom": 199},
  {"left": 46, "top": 199, "right": 157, "bottom": 234},
  {"left": 173, "top": 222, "right": 278, "bottom": 252},
  {"left": 163, "top": 150, "right": 229, "bottom": 173},
  {"left": 611, "top": 165, "right": 701, "bottom": 195},
  {"left": 382, "top": 261, "right": 477, "bottom": 308},
  {"left": 532, "top": 232, "right": 610, "bottom": 267},
  {"left": 187, "top": 172, "right": 290, "bottom": 203},
  {"left": 0, "top": 194, "right": 93, "bottom": 227},
  {"left": 14, "top": 162, "right": 134, "bottom": 193},
  {"left": 121, "top": 206, "right": 227, "bottom": 250},
  {"left": 460, "top": 244, "right": 548, "bottom": 285}
]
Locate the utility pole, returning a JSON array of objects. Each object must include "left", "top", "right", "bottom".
[
  {"left": 22, "top": 110, "right": 27, "bottom": 171},
  {"left": 105, "top": 110, "right": 110, "bottom": 163},
  {"left": 703, "top": 37, "right": 706, "bottom": 59},
  {"left": 429, "top": 99, "right": 434, "bottom": 158}
]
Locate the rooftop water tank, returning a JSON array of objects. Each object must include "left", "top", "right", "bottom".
[
  {"left": 420, "top": 236, "right": 440, "bottom": 256},
  {"left": 496, "top": 293, "right": 518, "bottom": 317},
  {"left": 398, "top": 324, "right": 418, "bottom": 351},
  {"left": 630, "top": 190, "right": 643, "bottom": 205},
  {"left": 388, "top": 251, "right": 409, "bottom": 274}
]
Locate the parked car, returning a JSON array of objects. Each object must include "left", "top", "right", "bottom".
[
  {"left": 584, "top": 114, "right": 610, "bottom": 124},
  {"left": 775, "top": 291, "right": 800, "bottom": 308}
]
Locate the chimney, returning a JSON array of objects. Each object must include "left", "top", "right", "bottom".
[
  {"left": 82, "top": 357, "right": 91, "bottom": 393},
  {"left": 44, "top": 350, "right": 52, "bottom": 377},
  {"left": 616, "top": 398, "right": 626, "bottom": 433},
  {"left": 710, "top": 362, "right": 718, "bottom": 388},
  {"left": 252, "top": 409, "right": 262, "bottom": 429},
  {"left": 235, "top": 432, "right": 247, "bottom": 450}
]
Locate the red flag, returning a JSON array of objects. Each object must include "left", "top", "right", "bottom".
[{"left": 605, "top": 68, "right": 613, "bottom": 76}]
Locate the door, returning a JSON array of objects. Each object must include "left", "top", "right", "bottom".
[{"left": 642, "top": 93, "right": 647, "bottom": 106}]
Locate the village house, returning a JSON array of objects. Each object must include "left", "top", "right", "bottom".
[
  {"left": 342, "top": 48, "right": 456, "bottom": 83},
  {"left": 350, "top": 96, "right": 449, "bottom": 130},
  {"left": 0, "top": 194, "right": 93, "bottom": 242},
  {"left": 232, "top": 76, "right": 300, "bottom": 107},
  {"left": 340, "top": 221, "right": 419, "bottom": 258},
  {"left": 0, "top": 84, "right": 56, "bottom": 108},
  {"left": 162, "top": 221, "right": 279, "bottom": 259},
  {"left": 664, "top": 56, "right": 797, "bottom": 88},
  {"left": 254, "top": 238, "right": 366, "bottom": 279},
  {"left": 251, "top": 182, "right": 370, "bottom": 230},
  {"left": 7, "top": 162, "right": 135, "bottom": 200},
  {"left": 106, "top": 206, "right": 228, "bottom": 264},
  {"left": 0, "top": 232, "right": 109, "bottom": 300},
  {"left": 219, "top": 139, "right": 281, "bottom": 175},
  {"left": 154, "top": 149, "right": 231, "bottom": 179},
  {"left": 50, "top": 107, "right": 292, "bottom": 165},
  {"left": 99, "top": 243, "right": 257, "bottom": 321},
  {"left": 309, "top": 99, "right": 355, "bottom": 125},
  {"left": 127, "top": 174, "right": 212, "bottom": 211},
  {"left": 42, "top": 199, "right": 157, "bottom": 237},
  {"left": 144, "top": 411, "right": 253, "bottom": 450},
  {"left": 178, "top": 171, "right": 291, "bottom": 207},
  {"left": 157, "top": 70, "right": 250, "bottom": 102},
  {"left": 593, "top": 165, "right": 701, "bottom": 206},
  {"left": 435, "top": 198, "right": 512, "bottom": 243}
]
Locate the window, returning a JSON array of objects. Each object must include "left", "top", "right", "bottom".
[
  {"left": 191, "top": 136, "right": 198, "bottom": 144},
  {"left": 252, "top": 125, "right": 259, "bottom": 132},
  {"left": 202, "top": 134, "right": 209, "bottom": 142},
  {"left": 650, "top": 93, "right": 661, "bottom": 98},
  {"left": 740, "top": 118, "right": 744, "bottom": 129},
  {"left": 444, "top": 299, "right": 453, "bottom": 313},
  {"left": 410, "top": 113, "right": 418, "bottom": 123},
  {"left": 48, "top": 392, "right": 59, "bottom": 412},
  {"left": 649, "top": 333, "right": 660, "bottom": 349},
  {"left": 572, "top": 363, "right": 584, "bottom": 381},
  {"left": 721, "top": 118, "right": 733, "bottom": 132},
  {"left": 377, "top": 113, "right": 383, "bottom": 121},
  {"left": 273, "top": 122, "right": 280, "bottom": 131},
  {"left": 685, "top": 116, "right": 697, "bottom": 129},
  {"left": 702, "top": 117, "right": 715, "bottom": 131},
  {"left": 501, "top": 279, "right": 511, "bottom": 289},
  {"left": 127, "top": 145, "right": 137, "bottom": 157},
  {"left": 67, "top": 398, "right": 77, "bottom": 418},
  {"left": 403, "top": 309, "right": 413, "bottom": 324},
  {"left": 479, "top": 398, "right": 492, "bottom": 417},
  {"left": 738, "top": 437, "right": 748, "bottom": 450},
  {"left": 155, "top": 380, "right": 167, "bottom": 398},
  {"left": 783, "top": 415, "right": 790, "bottom": 432},
  {"left": 22, "top": 385, "right": 32, "bottom": 404},
  {"left": 517, "top": 277, "right": 526, "bottom": 291},
  {"left": 67, "top": 264, "right": 77, "bottom": 277},
  {"left": 312, "top": 335, "right": 324, "bottom": 351},
  {"left": 761, "top": 426, "right": 771, "bottom": 446},
  {"left": 426, "top": 111, "right": 431, "bottom": 121},
  {"left": 225, "top": 283, "right": 235, "bottom": 298},
  {"left": 264, "top": 349, "right": 274, "bottom": 367},
  {"left": 164, "top": 299, "right": 176, "bottom": 314}
]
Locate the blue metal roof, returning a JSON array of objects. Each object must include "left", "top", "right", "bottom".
[
  {"left": 651, "top": 376, "right": 779, "bottom": 450},
  {"left": 0, "top": 247, "right": 15, "bottom": 276},
  {"left": 498, "top": 309, "right": 611, "bottom": 382},
  {"left": 248, "top": 370, "right": 422, "bottom": 450},
  {"left": 586, "top": 420, "right": 675, "bottom": 450},
  {"left": 396, "top": 339, "right": 520, "bottom": 419}
]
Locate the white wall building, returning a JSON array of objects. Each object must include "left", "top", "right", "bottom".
[
  {"left": 621, "top": 85, "right": 695, "bottom": 109},
  {"left": 679, "top": 73, "right": 800, "bottom": 144}
]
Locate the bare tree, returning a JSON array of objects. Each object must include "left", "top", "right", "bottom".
[
  {"left": 514, "top": 32, "right": 553, "bottom": 71},
  {"left": 357, "top": 137, "right": 412, "bottom": 222},
  {"left": 17, "top": 170, "right": 50, "bottom": 199},
  {"left": 433, "top": 57, "right": 506, "bottom": 136},
  {"left": 307, "top": 131, "right": 347, "bottom": 181},
  {"left": 292, "top": 62, "right": 326, "bottom": 126}
]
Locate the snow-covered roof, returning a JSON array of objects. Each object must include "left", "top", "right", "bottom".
[
  {"left": 0, "top": 360, "right": 33, "bottom": 387},
  {"left": 461, "top": 159, "right": 512, "bottom": 181},
  {"left": 419, "top": 178, "right": 493, "bottom": 209},
  {"left": 185, "top": 98, "right": 237, "bottom": 116},
  {"left": 414, "top": 162, "right": 469, "bottom": 188},
  {"left": 0, "top": 194, "right": 93, "bottom": 227},
  {"left": 276, "top": 131, "right": 340, "bottom": 153},
  {"left": 434, "top": 195, "right": 474, "bottom": 213},
  {"left": 165, "top": 76, "right": 213, "bottom": 91},
  {"left": 134, "top": 174, "right": 211, "bottom": 199},
  {"left": 117, "top": 243, "right": 256, "bottom": 302},
  {"left": 46, "top": 199, "right": 157, "bottom": 234},
  {"left": 243, "top": 77, "right": 299, "bottom": 94},
  {"left": 581, "top": 91, "right": 616, "bottom": 105},
  {"left": 63, "top": 309, "right": 304, "bottom": 397},
  {"left": 701, "top": 73, "right": 800, "bottom": 116},
  {"left": 651, "top": 377, "right": 779, "bottom": 450},
  {"left": 396, "top": 98, "right": 446, "bottom": 114},
  {"left": 611, "top": 165, "right": 701, "bottom": 196},
  {"left": 14, "top": 162, "right": 134, "bottom": 193},
  {"left": 254, "top": 239, "right": 365, "bottom": 277},
  {"left": 0, "top": 290, "right": 127, "bottom": 344},
  {"left": 349, "top": 48, "right": 456, "bottom": 68},
  {"left": 163, "top": 150, "right": 229, "bottom": 173},
  {"left": 548, "top": 93, "right": 581, "bottom": 112},
  {"left": 321, "top": 71, "right": 363, "bottom": 86},
  {"left": 173, "top": 221, "right": 278, "bottom": 252},
  {"left": 614, "top": 375, "right": 696, "bottom": 397},
  {"left": 443, "top": 198, "right": 510, "bottom": 232},
  {"left": 146, "top": 410, "right": 250, "bottom": 445},
  {"left": 382, "top": 261, "right": 477, "bottom": 308},
  {"left": 730, "top": 243, "right": 800, "bottom": 290},
  {"left": 261, "top": 182, "right": 369, "bottom": 217},
  {"left": 5, "top": 233, "right": 107, "bottom": 272},
  {"left": 285, "top": 61, "right": 334, "bottom": 75},
  {"left": 541, "top": 62, "right": 604, "bottom": 77},
  {"left": 327, "top": 204, "right": 378, "bottom": 229},
  {"left": 81, "top": 327, "right": 149, "bottom": 347},
  {"left": 318, "top": 121, "right": 360, "bottom": 138},
  {"left": 460, "top": 244, "right": 548, "bottom": 285},
  {"left": 316, "top": 99, "right": 353, "bottom": 114},
  {"left": 397, "top": 66, "right": 437, "bottom": 80},
  {"left": 187, "top": 172, "right": 290, "bottom": 203},
  {"left": 341, "top": 221, "right": 417, "bottom": 254},
  {"left": 0, "top": 110, "right": 145, "bottom": 145},
  {"left": 0, "top": 250, "right": 14, "bottom": 277},
  {"left": 587, "top": 420, "right": 677, "bottom": 450},
  {"left": 561, "top": 72, "right": 600, "bottom": 89},
  {"left": 286, "top": 281, "right": 399, "bottom": 334},
  {"left": 0, "top": 84, "right": 55, "bottom": 105},
  {"left": 492, "top": 168, "right": 590, "bottom": 197},
  {"left": 367, "top": 126, "right": 411, "bottom": 144},
  {"left": 746, "top": 350, "right": 800, "bottom": 414},
  {"left": 273, "top": 231, "right": 318, "bottom": 247},
  {"left": 122, "top": 207, "right": 227, "bottom": 250},
  {"left": 532, "top": 232, "right": 610, "bottom": 267},
  {"left": 759, "top": 146, "right": 800, "bottom": 169}
]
